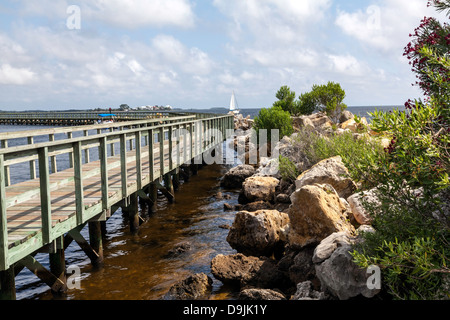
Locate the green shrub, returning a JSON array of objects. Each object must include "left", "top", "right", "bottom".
[
  {"left": 294, "top": 130, "right": 383, "bottom": 186},
  {"left": 253, "top": 105, "right": 294, "bottom": 143},
  {"left": 278, "top": 155, "right": 299, "bottom": 182},
  {"left": 350, "top": 1, "right": 450, "bottom": 300}
]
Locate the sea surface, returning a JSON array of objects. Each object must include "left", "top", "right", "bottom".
[{"left": 1, "top": 105, "right": 399, "bottom": 300}]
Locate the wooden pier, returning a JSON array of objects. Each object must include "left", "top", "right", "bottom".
[
  {"left": 0, "top": 111, "right": 201, "bottom": 126},
  {"left": 0, "top": 112, "right": 234, "bottom": 299}
]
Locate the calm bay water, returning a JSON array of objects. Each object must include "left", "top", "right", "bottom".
[{"left": 2, "top": 105, "right": 399, "bottom": 300}]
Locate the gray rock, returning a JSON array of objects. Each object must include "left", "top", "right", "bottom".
[
  {"left": 221, "top": 165, "right": 256, "bottom": 189},
  {"left": 312, "top": 232, "right": 352, "bottom": 264},
  {"left": 315, "top": 244, "right": 381, "bottom": 300},
  {"left": 163, "top": 273, "right": 213, "bottom": 300},
  {"left": 291, "top": 281, "right": 325, "bottom": 300}
]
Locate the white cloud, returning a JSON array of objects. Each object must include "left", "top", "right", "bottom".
[
  {"left": 327, "top": 54, "right": 370, "bottom": 77},
  {"left": 16, "top": 0, "right": 196, "bottom": 29},
  {"left": 84, "top": 0, "right": 196, "bottom": 29},
  {"left": 150, "top": 34, "right": 214, "bottom": 75},
  {"left": 213, "top": 0, "right": 332, "bottom": 44},
  {"left": 335, "top": 0, "right": 446, "bottom": 53},
  {"left": 0, "top": 64, "right": 35, "bottom": 85}
]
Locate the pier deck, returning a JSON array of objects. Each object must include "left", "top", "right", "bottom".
[{"left": 0, "top": 112, "right": 234, "bottom": 299}]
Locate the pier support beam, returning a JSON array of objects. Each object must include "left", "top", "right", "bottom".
[
  {"left": 0, "top": 266, "right": 16, "bottom": 300},
  {"left": 172, "top": 170, "right": 180, "bottom": 191},
  {"left": 88, "top": 222, "right": 104, "bottom": 264},
  {"left": 128, "top": 193, "right": 140, "bottom": 233},
  {"left": 149, "top": 183, "right": 158, "bottom": 213},
  {"left": 190, "top": 163, "right": 198, "bottom": 176},
  {"left": 17, "top": 255, "right": 66, "bottom": 294},
  {"left": 49, "top": 236, "right": 66, "bottom": 292},
  {"left": 163, "top": 173, "right": 175, "bottom": 203}
]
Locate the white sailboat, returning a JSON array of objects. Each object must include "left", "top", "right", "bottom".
[{"left": 229, "top": 91, "right": 239, "bottom": 114}]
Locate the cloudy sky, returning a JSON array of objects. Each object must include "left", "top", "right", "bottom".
[{"left": 0, "top": 0, "right": 447, "bottom": 111}]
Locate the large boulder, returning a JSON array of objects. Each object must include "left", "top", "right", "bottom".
[
  {"left": 210, "top": 254, "right": 287, "bottom": 289},
  {"left": 295, "top": 156, "right": 356, "bottom": 199},
  {"left": 288, "top": 184, "right": 356, "bottom": 249},
  {"left": 315, "top": 243, "right": 381, "bottom": 300},
  {"left": 221, "top": 164, "right": 256, "bottom": 189},
  {"left": 163, "top": 273, "right": 213, "bottom": 300},
  {"left": 226, "top": 210, "right": 289, "bottom": 257},
  {"left": 242, "top": 176, "right": 280, "bottom": 203}
]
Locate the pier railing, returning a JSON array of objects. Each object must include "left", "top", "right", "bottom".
[
  {"left": 0, "top": 113, "right": 234, "bottom": 272},
  {"left": 0, "top": 111, "right": 218, "bottom": 126}
]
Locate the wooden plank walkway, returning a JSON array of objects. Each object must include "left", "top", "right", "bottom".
[{"left": 0, "top": 113, "right": 234, "bottom": 298}]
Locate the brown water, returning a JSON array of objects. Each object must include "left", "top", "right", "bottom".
[{"left": 15, "top": 163, "right": 240, "bottom": 300}]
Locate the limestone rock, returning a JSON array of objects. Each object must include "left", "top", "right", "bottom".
[
  {"left": 221, "top": 164, "right": 256, "bottom": 189},
  {"left": 226, "top": 210, "right": 290, "bottom": 257},
  {"left": 210, "top": 254, "right": 287, "bottom": 289},
  {"left": 239, "top": 288, "right": 287, "bottom": 300},
  {"left": 288, "top": 184, "right": 355, "bottom": 249},
  {"left": 163, "top": 273, "right": 213, "bottom": 300},
  {"left": 242, "top": 176, "right": 279, "bottom": 203},
  {"left": 347, "top": 188, "right": 380, "bottom": 225},
  {"left": 295, "top": 156, "right": 356, "bottom": 198},
  {"left": 340, "top": 119, "right": 358, "bottom": 132}
]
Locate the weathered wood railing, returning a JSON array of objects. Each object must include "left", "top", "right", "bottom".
[
  {"left": 0, "top": 113, "right": 234, "bottom": 298},
  {"left": 0, "top": 111, "right": 207, "bottom": 126}
]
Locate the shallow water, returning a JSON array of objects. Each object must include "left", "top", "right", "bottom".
[{"left": 15, "top": 163, "right": 240, "bottom": 300}]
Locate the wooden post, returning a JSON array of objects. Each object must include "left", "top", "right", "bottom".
[
  {"left": 149, "top": 183, "right": 157, "bottom": 213},
  {"left": 73, "top": 141, "right": 85, "bottom": 225},
  {"left": 120, "top": 134, "right": 128, "bottom": 199},
  {"left": 49, "top": 236, "right": 66, "bottom": 292},
  {"left": 0, "top": 267, "right": 16, "bottom": 300},
  {"left": 163, "top": 173, "right": 175, "bottom": 204},
  {"left": 159, "top": 127, "right": 165, "bottom": 176},
  {"left": 28, "top": 137, "right": 36, "bottom": 179},
  {"left": 148, "top": 129, "right": 155, "bottom": 181},
  {"left": 1, "top": 140, "right": 10, "bottom": 187},
  {"left": 38, "top": 147, "right": 52, "bottom": 244},
  {"left": 135, "top": 131, "right": 142, "bottom": 190},
  {"left": 67, "top": 132, "right": 74, "bottom": 169},
  {"left": 128, "top": 193, "right": 139, "bottom": 233},
  {"left": 88, "top": 221, "right": 103, "bottom": 265},
  {"left": 99, "top": 137, "right": 109, "bottom": 210},
  {"left": 0, "top": 155, "right": 8, "bottom": 272},
  {"left": 172, "top": 169, "right": 180, "bottom": 191},
  {"left": 49, "top": 134, "right": 57, "bottom": 173},
  {"left": 83, "top": 130, "right": 90, "bottom": 163}
]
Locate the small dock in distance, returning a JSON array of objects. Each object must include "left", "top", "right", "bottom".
[{"left": 0, "top": 112, "right": 234, "bottom": 299}]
